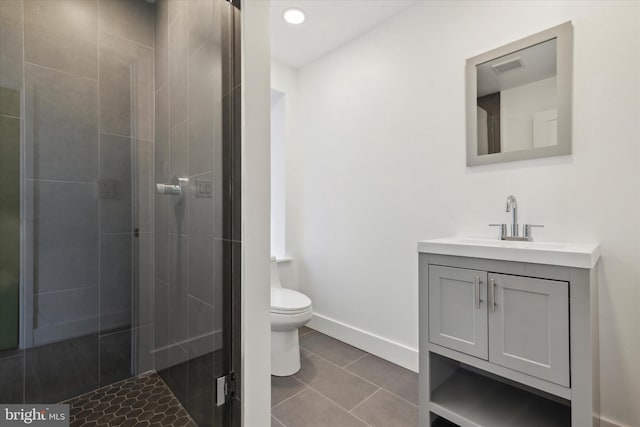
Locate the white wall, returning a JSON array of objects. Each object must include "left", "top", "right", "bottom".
[
  {"left": 271, "top": 60, "right": 303, "bottom": 290},
  {"left": 271, "top": 90, "right": 286, "bottom": 258},
  {"left": 293, "top": 2, "right": 640, "bottom": 426},
  {"left": 241, "top": 0, "right": 271, "bottom": 424}
]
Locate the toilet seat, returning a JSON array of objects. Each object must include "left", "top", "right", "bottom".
[{"left": 271, "top": 288, "right": 312, "bottom": 315}]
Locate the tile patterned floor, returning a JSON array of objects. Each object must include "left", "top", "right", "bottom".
[
  {"left": 63, "top": 371, "right": 197, "bottom": 427},
  {"left": 271, "top": 327, "right": 420, "bottom": 427}
]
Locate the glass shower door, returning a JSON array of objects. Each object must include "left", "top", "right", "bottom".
[
  {"left": 0, "top": 0, "right": 240, "bottom": 425},
  {"left": 152, "top": 0, "right": 241, "bottom": 426}
]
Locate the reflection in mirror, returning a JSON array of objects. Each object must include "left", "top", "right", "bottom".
[{"left": 476, "top": 38, "right": 557, "bottom": 155}]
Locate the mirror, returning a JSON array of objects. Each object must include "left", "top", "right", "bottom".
[{"left": 466, "top": 22, "right": 573, "bottom": 166}]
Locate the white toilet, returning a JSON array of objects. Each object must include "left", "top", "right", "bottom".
[{"left": 270, "top": 257, "right": 313, "bottom": 376}]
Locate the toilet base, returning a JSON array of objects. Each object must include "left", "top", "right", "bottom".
[{"left": 271, "top": 329, "right": 301, "bottom": 376}]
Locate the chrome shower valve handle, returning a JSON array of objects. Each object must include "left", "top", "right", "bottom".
[{"left": 156, "top": 176, "right": 188, "bottom": 196}]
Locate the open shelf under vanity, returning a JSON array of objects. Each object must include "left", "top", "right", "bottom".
[{"left": 429, "top": 353, "right": 571, "bottom": 427}]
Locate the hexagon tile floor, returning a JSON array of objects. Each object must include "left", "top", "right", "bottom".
[{"left": 62, "top": 371, "right": 197, "bottom": 427}]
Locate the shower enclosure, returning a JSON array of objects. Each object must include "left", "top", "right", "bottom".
[{"left": 0, "top": 0, "right": 241, "bottom": 425}]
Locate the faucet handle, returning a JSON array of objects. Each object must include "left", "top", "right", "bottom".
[
  {"left": 489, "top": 224, "right": 507, "bottom": 239},
  {"left": 523, "top": 224, "right": 544, "bottom": 241}
]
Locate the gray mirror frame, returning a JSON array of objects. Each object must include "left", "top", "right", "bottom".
[{"left": 466, "top": 22, "right": 573, "bottom": 166}]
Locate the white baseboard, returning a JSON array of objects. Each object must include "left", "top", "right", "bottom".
[{"left": 307, "top": 313, "right": 418, "bottom": 372}]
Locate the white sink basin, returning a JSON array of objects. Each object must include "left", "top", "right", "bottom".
[{"left": 418, "top": 237, "right": 599, "bottom": 269}]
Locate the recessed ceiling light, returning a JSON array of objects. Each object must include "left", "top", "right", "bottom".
[{"left": 283, "top": 8, "right": 306, "bottom": 25}]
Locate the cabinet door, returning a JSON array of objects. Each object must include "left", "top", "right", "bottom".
[
  {"left": 429, "top": 266, "right": 488, "bottom": 359},
  {"left": 488, "top": 273, "right": 570, "bottom": 386}
]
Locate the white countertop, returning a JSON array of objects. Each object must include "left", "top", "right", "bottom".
[{"left": 418, "top": 237, "right": 600, "bottom": 269}]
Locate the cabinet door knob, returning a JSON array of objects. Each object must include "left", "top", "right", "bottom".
[{"left": 474, "top": 276, "right": 481, "bottom": 309}]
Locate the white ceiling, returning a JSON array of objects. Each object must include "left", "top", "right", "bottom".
[{"left": 271, "top": 0, "right": 416, "bottom": 69}]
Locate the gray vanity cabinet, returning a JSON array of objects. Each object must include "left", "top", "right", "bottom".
[
  {"left": 419, "top": 252, "right": 599, "bottom": 427},
  {"left": 488, "top": 273, "right": 570, "bottom": 387},
  {"left": 428, "top": 266, "right": 488, "bottom": 359}
]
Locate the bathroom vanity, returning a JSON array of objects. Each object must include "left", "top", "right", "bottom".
[{"left": 418, "top": 237, "right": 600, "bottom": 427}]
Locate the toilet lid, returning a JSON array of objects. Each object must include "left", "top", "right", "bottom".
[{"left": 271, "top": 288, "right": 312, "bottom": 313}]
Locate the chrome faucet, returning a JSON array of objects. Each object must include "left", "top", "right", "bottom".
[
  {"left": 505, "top": 195, "right": 518, "bottom": 237},
  {"left": 489, "top": 195, "right": 543, "bottom": 241}
]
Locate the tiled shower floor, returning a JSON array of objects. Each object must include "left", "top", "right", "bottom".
[
  {"left": 271, "top": 327, "right": 420, "bottom": 427},
  {"left": 63, "top": 372, "right": 196, "bottom": 427}
]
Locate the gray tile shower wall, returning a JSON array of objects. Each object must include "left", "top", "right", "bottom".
[
  {"left": 26, "top": 179, "right": 100, "bottom": 341},
  {"left": 0, "top": 352, "right": 24, "bottom": 403},
  {"left": 0, "top": 0, "right": 25, "bottom": 404},
  {"left": 25, "top": 333, "right": 99, "bottom": 403},
  {"left": 0, "top": 0, "right": 155, "bottom": 404},
  {"left": 24, "top": 63, "right": 99, "bottom": 182},
  {"left": 0, "top": 0, "right": 23, "bottom": 116},
  {"left": 96, "top": 0, "right": 156, "bottom": 376},
  {"left": 0, "top": 113, "right": 21, "bottom": 352},
  {"left": 24, "top": 0, "right": 98, "bottom": 79},
  {"left": 99, "top": 233, "right": 133, "bottom": 331},
  {"left": 169, "top": 11, "right": 188, "bottom": 129},
  {"left": 99, "top": 31, "right": 154, "bottom": 140},
  {"left": 98, "top": 0, "right": 155, "bottom": 48}
]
